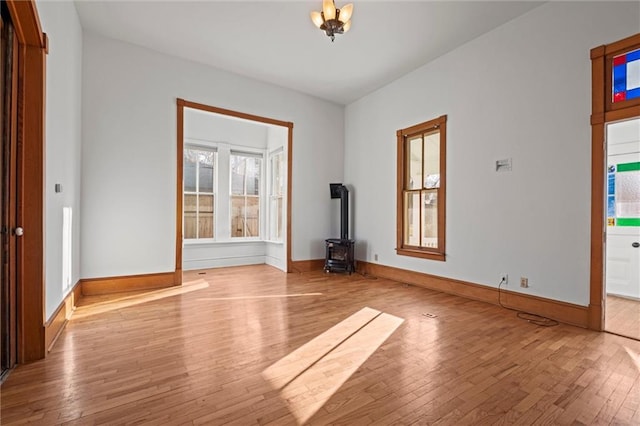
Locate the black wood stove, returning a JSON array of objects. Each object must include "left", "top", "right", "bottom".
[{"left": 324, "top": 183, "right": 355, "bottom": 274}]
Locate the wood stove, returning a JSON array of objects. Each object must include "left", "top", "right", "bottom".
[{"left": 324, "top": 184, "right": 355, "bottom": 274}]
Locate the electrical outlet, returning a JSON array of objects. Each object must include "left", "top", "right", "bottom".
[
  {"left": 520, "top": 277, "right": 529, "bottom": 288},
  {"left": 374, "top": 253, "right": 378, "bottom": 262},
  {"left": 500, "top": 273, "right": 508, "bottom": 285}
]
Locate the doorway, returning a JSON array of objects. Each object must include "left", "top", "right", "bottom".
[
  {"left": 175, "top": 99, "right": 294, "bottom": 277},
  {"left": 590, "top": 33, "right": 640, "bottom": 334},
  {"left": 604, "top": 118, "right": 640, "bottom": 340}
]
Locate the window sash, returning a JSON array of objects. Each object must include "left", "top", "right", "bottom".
[
  {"left": 184, "top": 146, "right": 216, "bottom": 240},
  {"left": 230, "top": 153, "right": 262, "bottom": 238}
]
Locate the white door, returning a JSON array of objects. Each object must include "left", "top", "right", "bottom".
[{"left": 606, "top": 120, "right": 640, "bottom": 299}]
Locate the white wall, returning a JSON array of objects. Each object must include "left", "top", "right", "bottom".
[
  {"left": 184, "top": 108, "right": 268, "bottom": 147},
  {"left": 37, "top": 1, "right": 83, "bottom": 320},
  {"left": 81, "top": 33, "right": 344, "bottom": 278},
  {"left": 344, "top": 1, "right": 640, "bottom": 306}
]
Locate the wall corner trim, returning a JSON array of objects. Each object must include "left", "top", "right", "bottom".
[{"left": 44, "top": 281, "right": 82, "bottom": 353}]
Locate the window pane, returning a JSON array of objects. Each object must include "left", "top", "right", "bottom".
[
  {"left": 184, "top": 194, "right": 197, "bottom": 213},
  {"left": 184, "top": 149, "right": 197, "bottom": 192},
  {"left": 246, "top": 158, "right": 261, "bottom": 196},
  {"left": 406, "top": 136, "right": 422, "bottom": 190},
  {"left": 198, "top": 151, "right": 214, "bottom": 193},
  {"left": 276, "top": 197, "right": 283, "bottom": 240},
  {"left": 198, "top": 195, "right": 214, "bottom": 239},
  {"left": 231, "top": 155, "right": 246, "bottom": 195},
  {"left": 422, "top": 190, "right": 438, "bottom": 248},
  {"left": 184, "top": 213, "right": 197, "bottom": 239},
  {"left": 231, "top": 195, "right": 245, "bottom": 237},
  {"left": 404, "top": 191, "right": 420, "bottom": 246},
  {"left": 423, "top": 130, "right": 440, "bottom": 189},
  {"left": 246, "top": 196, "right": 260, "bottom": 237},
  {"left": 272, "top": 153, "right": 284, "bottom": 196},
  {"left": 184, "top": 194, "right": 197, "bottom": 239}
]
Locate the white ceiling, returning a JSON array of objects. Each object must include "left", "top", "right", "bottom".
[{"left": 73, "top": 1, "right": 543, "bottom": 105}]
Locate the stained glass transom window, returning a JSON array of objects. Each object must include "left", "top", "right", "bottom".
[{"left": 613, "top": 48, "right": 640, "bottom": 103}]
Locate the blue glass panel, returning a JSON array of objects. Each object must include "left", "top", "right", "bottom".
[
  {"left": 608, "top": 172, "right": 615, "bottom": 195},
  {"left": 613, "top": 64, "right": 627, "bottom": 93},
  {"left": 608, "top": 195, "right": 616, "bottom": 217},
  {"left": 627, "top": 49, "right": 640, "bottom": 62},
  {"left": 627, "top": 87, "right": 640, "bottom": 100}
]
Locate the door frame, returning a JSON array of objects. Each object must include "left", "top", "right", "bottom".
[
  {"left": 589, "top": 33, "right": 640, "bottom": 330},
  {"left": 3, "top": 0, "right": 47, "bottom": 362},
  {"left": 175, "top": 99, "right": 294, "bottom": 278}
]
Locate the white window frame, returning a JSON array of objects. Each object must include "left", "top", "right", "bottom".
[
  {"left": 267, "top": 148, "right": 285, "bottom": 243},
  {"left": 183, "top": 142, "right": 217, "bottom": 242}
]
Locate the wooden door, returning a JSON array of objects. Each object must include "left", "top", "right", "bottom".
[{"left": 0, "top": 3, "right": 18, "bottom": 379}]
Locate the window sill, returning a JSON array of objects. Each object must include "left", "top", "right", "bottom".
[
  {"left": 396, "top": 247, "right": 445, "bottom": 262},
  {"left": 184, "top": 239, "right": 266, "bottom": 246},
  {"left": 264, "top": 240, "right": 284, "bottom": 245}
]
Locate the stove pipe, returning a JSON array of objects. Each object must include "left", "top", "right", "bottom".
[{"left": 330, "top": 183, "right": 349, "bottom": 240}]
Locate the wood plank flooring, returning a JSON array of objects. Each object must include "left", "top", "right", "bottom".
[
  {"left": 2, "top": 265, "right": 640, "bottom": 425},
  {"left": 606, "top": 294, "right": 640, "bottom": 341}
]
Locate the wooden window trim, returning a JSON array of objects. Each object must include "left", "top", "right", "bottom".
[{"left": 396, "top": 115, "right": 447, "bottom": 261}]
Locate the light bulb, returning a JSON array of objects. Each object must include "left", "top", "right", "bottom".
[
  {"left": 323, "top": 0, "right": 336, "bottom": 21},
  {"left": 310, "top": 11, "right": 324, "bottom": 28},
  {"left": 338, "top": 3, "right": 353, "bottom": 24},
  {"left": 342, "top": 20, "right": 351, "bottom": 33}
]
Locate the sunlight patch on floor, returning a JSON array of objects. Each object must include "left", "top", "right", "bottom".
[
  {"left": 624, "top": 346, "right": 640, "bottom": 372},
  {"left": 262, "top": 307, "right": 404, "bottom": 424},
  {"left": 73, "top": 279, "right": 209, "bottom": 319},
  {"left": 197, "top": 293, "right": 323, "bottom": 302}
]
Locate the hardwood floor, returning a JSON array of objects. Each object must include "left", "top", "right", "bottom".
[
  {"left": 606, "top": 294, "right": 640, "bottom": 341},
  {"left": 1, "top": 265, "right": 640, "bottom": 425}
]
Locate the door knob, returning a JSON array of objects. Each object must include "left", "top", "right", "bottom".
[
  {"left": 633, "top": 242, "right": 640, "bottom": 248},
  {"left": 14, "top": 227, "right": 23, "bottom": 237}
]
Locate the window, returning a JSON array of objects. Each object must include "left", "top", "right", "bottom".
[
  {"left": 612, "top": 48, "right": 640, "bottom": 103},
  {"left": 269, "top": 150, "right": 285, "bottom": 241},
  {"left": 184, "top": 146, "right": 216, "bottom": 239},
  {"left": 231, "top": 152, "right": 262, "bottom": 238},
  {"left": 396, "top": 115, "right": 447, "bottom": 261}
]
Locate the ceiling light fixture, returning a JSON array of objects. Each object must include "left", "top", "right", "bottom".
[{"left": 310, "top": 0, "right": 353, "bottom": 42}]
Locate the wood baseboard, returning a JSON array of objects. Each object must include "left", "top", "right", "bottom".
[
  {"left": 290, "top": 259, "right": 325, "bottom": 273},
  {"left": 44, "top": 281, "right": 82, "bottom": 352},
  {"left": 81, "top": 271, "right": 178, "bottom": 296},
  {"left": 357, "top": 261, "right": 589, "bottom": 328}
]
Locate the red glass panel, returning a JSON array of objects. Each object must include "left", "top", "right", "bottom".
[
  {"left": 613, "top": 54, "right": 627, "bottom": 66},
  {"left": 614, "top": 91, "right": 627, "bottom": 102}
]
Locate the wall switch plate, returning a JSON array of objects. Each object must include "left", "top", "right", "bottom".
[
  {"left": 374, "top": 254, "right": 378, "bottom": 261},
  {"left": 496, "top": 158, "right": 512, "bottom": 172},
  {"left": 520, "top": 277, "right": 529, "bottom": 288}
]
